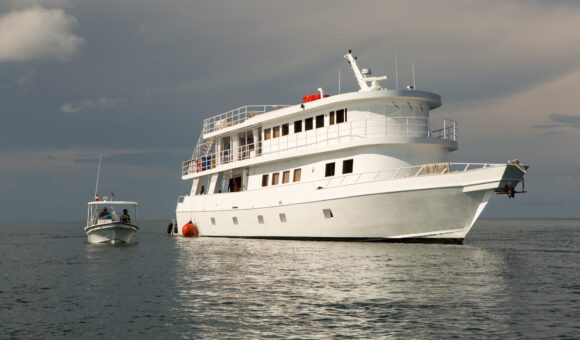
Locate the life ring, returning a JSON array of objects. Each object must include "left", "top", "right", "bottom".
[
  {"left": 182, "top": 221, "right": 199, "bottom": 237},
  {"left": 196, "top": 159, "right": 202, "bottom": 172}
]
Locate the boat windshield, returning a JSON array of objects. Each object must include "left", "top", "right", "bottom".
[{"left": 89, "top": 204, "right": 136, "bottom": 226}]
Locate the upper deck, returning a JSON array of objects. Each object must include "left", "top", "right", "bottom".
[{"left": 203, "top": 105, "right": 290, "bottom": 135}]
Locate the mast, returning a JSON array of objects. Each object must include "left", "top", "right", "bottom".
[
  {"left": 94, "top": 154, "right": 102, "bottom": 200},
  {"left": 344, "top": 49, "right": 387, "bottom": 92}
]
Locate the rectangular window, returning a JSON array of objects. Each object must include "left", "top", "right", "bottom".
[
  {"left": 336, "top": 109, "right": 346, "bottom": 123},
  {"left": 233, "top": 217, "right": 238, "bottom": 225},
  {"left": 329, "top": 111, "right": 335, "bottom": 125},
  {"left": 342, "top": 159, "right": 353, "bottom": 174},
  {"left": 262, "top": 174, "right": 269, "bottom": 187},
  {"left": 282, "top": 170, "right": 290, "bottom": 184},
  {"left": 293, "top": 168, "right": 302, "bottom": 182},
  {"left": 325, "top": 162, "right": 335, "bottom": 177},
  {"left": 294, "top": 120, "right": 302, "bottom": 133},
  {"left": 281, "top": 123, "right": 289, "bottom": 136},
  {"left": 272, "top": 172, "right": 280, "bottom": 185},
  {"left": 264, "top": 128, "right": 271, "bottom": 140},
  {"left": 279, "top": 213, "right": 287, "bottom": 223},
  {"left": 211, "top": 217, "right": 216, "bottom": 225},
  {"left": 258, "top": 215, "right": 264, "bottom": 224},
  {"left": 273, "top": 126, "right": 280, "bottom": 138},
  {"left": 305, "top": 117, "right": 313, "bottom": 131},
  {"left": 316, "top": 114, "right": 324, "bottom": 128}
]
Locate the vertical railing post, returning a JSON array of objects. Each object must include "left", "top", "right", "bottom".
[{"left": 443, "top": 120, "right": 447, "bottom": 139}]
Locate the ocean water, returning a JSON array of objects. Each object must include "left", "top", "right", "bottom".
[{"left": 0, "top": 219, "right": 578, "bottom": 339}]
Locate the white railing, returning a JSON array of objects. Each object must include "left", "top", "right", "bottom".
[
  {"left": 177, "top": 162, "right": 497, "bottom": 202},
  {"left": 312, "top": 162, "right": 494, "bottom": 189},
  {"left": 203, "top": 105, "right": 290, "bottom": 134},
  {"left": 183, "top": 117, "right": 457, "bottom": 177}
]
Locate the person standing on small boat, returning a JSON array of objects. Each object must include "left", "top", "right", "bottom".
[{"left": 120, "top": 209, "right": 131, "bottom": 223}]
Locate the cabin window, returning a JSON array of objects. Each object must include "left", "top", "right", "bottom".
[
  {"left": 282, "top": 170, "right": 290, "bottom": 184},
  {"left": 258, "top": 215, "right": 264, "bottom": 224},
  {"left": 342, "top": 159, "right": 353, "bottom": 174},
  {"left": 336, "top": 109, "right": 347, "bottom": 123},
  {"left": 294, "top": 120, "right": 302, "bottom": 133},
  {"left": 279, "top": 213, "right": 287, "bottom": 223},
  {"left": 262, "top": 174, "right": 269, "bottom": 187},
  {"left": 293, "top": 168, "right": 302, "bottom": 182},
  {"left": 233, "top": 217, "right": 238, "bottom": 225},
  {"left": 211, "top": 217, "right": 216, "bottom": 225},
  {"left": 305, "top": 117, "right": 313, "bottom": 131},
  {"left": 329, "top": 111, "right": 335, "bottom": 125},
  {"left": 316, "top": 114, "right": 324, "bottom": 128},
  {"left": 325, "top": 162, "right": 335, "bottom": 177},
  {"left": 282, "top": 123, "right": 289, "bottom": 136},
  {"left": 264, "top": 128, "right": 271, "bottom": 140},
  {"left": 323, "top": 209, "right": 334, "bottom": 219},
  {"left": 272, "top": 172, "right": 280, "bottom": 185},
  {"left": 273, "top": 126, "right": 280, "bottom": 138}
]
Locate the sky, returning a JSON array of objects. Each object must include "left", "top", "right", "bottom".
[{"left": 1, "top": 0, "right": 579, "bottom": 221}]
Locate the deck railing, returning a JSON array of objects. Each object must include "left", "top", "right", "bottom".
[
  {"left": 312, "top": 162, "right": 494, "bottom": 189},
  {"left": 177, "top": 162, "right": 497, "bottom": 202},
  {"left": 202, "top": 105, "right": 290, "bottom": 134},
  {"left": 183, "top": 117, "right": 457, "bottom": 177}
]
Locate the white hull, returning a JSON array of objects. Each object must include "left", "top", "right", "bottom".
[
  {"left": 85, "top": 223, "right": 138, "bottom": 245},
  {"left": 176, "top": 164, "right": 523, "bottom": 243}
]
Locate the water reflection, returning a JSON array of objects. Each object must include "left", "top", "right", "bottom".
[{"left": 173, "top": 238, "right": 511, "bottom": 337}]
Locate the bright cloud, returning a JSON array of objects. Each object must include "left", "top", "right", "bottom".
[
  {"left": 0, "top": 6, "right": 84, "bottom": 62},
  {"left": 61, "top": 97, "right": 126, "bottom": 114}
]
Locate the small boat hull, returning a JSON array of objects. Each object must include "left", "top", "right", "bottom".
[{"left": 85, "top": 222, "right": 138, "bottom": 245}]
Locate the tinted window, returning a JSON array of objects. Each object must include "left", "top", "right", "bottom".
[
  {"left": 316, "top": 114, "right": 324, "bottom": 128},
  {"left": 305, "top": 117, "right": 313, "bottom": 130},
  {"left": 342, "top": 159, "right": 353, "bottom": 174},
  {"left": 325, "top": 163, "right": 335, "bottom": 177},
  {"left": 294, "top": 120, "right": 302, "bottom": 133},
  {"left": 282, "top": 123, "right": 289, "bottom": 136}
]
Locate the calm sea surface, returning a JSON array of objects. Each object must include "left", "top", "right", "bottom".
[{"left": 0, "top": 219, "right": 578, "bottom": 339}]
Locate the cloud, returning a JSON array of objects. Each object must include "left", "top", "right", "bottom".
[
  {"left": 15, "top": 70, "right": 37, "bottom": 92},
  {"left": 534, "top": 113, "right": 580, "bottom": 130},
  {"left": 0, "top": 6, "right": 84, "bottom": 62},
  {"left": 61, "top": 96, "right": 126, "bottom": 114}
]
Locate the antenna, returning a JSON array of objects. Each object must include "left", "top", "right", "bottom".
[
  {"left": 395, "top": 53, "right": 399, "bottom": 90},
  {"left": 94, "top": 154, "right": 102, "bottom": 200},
  {"left": 338, "top": 67, "right": 341, "bottom": 94},
  {"left": 412, "top": 64, "right": 416, "bottom": 89}
]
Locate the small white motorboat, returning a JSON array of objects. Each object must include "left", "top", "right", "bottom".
[
  {"left": 85, "top": 199, "right": 139, "bottom": 245},
  {"left": 84, "top": 154, "right": 138, "bottom": 244}
]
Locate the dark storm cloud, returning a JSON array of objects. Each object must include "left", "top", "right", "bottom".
[
  {"left": 1, "top": 0, "right": 580, "bottom": 219},
  {"left": 74, "top": 150, "right": 184, "bottom": 169}
]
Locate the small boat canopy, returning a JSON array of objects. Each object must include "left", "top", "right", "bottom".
[{"left": 88, "top": 201, "right": 138, "bottom": 206}]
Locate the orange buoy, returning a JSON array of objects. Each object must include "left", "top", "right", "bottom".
[{"left": 182, "top": 221, "right": 199, "bottom": 238}]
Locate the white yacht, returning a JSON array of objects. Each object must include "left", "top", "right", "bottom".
[{"left": 175, "top": 50, "right": 527, "bottom": 243}]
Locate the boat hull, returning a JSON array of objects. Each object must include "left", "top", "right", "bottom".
[
  {"left": 85, "top": 223, "right": 138, "bottom": 245},
  {"left": 176, "top": 164, "right": 524, "bottom": 243}
]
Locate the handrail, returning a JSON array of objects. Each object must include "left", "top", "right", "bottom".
[
  {"left": 176, "top": 162, "right": 501, "bottom": 202},
  {"left": 203, "top": 105, "right": 290, "bottom": 134},
  {"left": 184, "top": 116, "right": 458, "bottom": 177}
]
